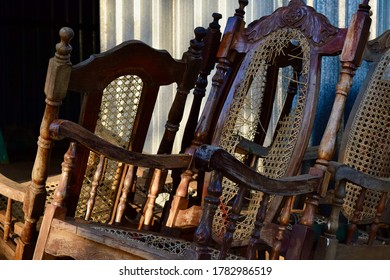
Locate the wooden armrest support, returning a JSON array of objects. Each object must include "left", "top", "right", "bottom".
[
  {"left": 0, "top": 173, "right": 26, "bottom": 202},
  {"left": 235, "top": 136, "right": 269, "bottom": 157},
  {"left": 194, "top": 144, "right": 321, "bottom": 195},
  {"left": 328, "top": 161, "right": 390, "bottom": 192},
  {"left": 49, "top": 119, "right": 192, "bottom": 169},
  {"left": 235, "top": 138, "right": 317, "bottom": 161},
  {"left": 303, "top": 145, "right": 318, "bottom": 161}
]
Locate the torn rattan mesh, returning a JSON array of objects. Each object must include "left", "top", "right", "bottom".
[
  {"left": 212, "top": 28, "right": 311, "bottom": 245},
  {"left": 342, "top": 49, "right": 390, "bottom": 224},
  {"left": 75, "top": 75, "right": 143, "bottom": 223}
]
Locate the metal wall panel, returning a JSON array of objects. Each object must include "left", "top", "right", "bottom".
[{"left": 99, "top": 0, "right": 390, "bottom": 153}]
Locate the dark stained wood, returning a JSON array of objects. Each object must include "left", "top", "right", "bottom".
[
  {"left": 139, "top": 27, "right": 207, "bottom": 229},
  {"left": 49, "top": 120, "right": 192, "bottom": 169},
  {"left": 180, "top": 13, "right": 223, "bottom": 153},
  {"left": 333, "top": 244, "right": 390, "bottom": 260},
  {"left": 162, "top": 13, "right": 223, "bottom": 226},
  {"left": 0, "top": 27, "right": 74, "bottom": 259},
  {"left": 193, "top": 144, "right": 322, "bottom": 259},
  {"left": 85, "top": 155, "right": 106, "bottom": 221},
  {"left": 1, "top": 13, "right": 209, "bottom": 259},
  {"left": 286, "top": 0, "right": 373, "bottom": 260},
  {"left": 165, "top": 3, "right": 249, "bottom": 229},
  {"left": 167, "top": 0, "right": 350, "bottom": 260},
  {"left": 312, "top": 29, "right": 390, "bottom": 261},
  {"left": 5, "top": 0, "right": 382, "bottom": 261},
  {"left": 328, "top": 162, "right": 390, "bottom": 193},
  {"left": 167, "top": 0, "right": 348, "bottom": 237},
  {"left": 194, "top": 145, "right": 321, "bottom": 195},
  {"left": 235, "top": 136, "right": 269, "bottom": 157},
  {"left": 32, "top": 22, "right": 209, "bottom": 260},
  {"left": 66, "top": 40, "right": 189, "bottom": 217}
]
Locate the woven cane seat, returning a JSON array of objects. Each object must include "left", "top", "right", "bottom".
[{"left": 90, "top": 224, "right": 243, "bottom": 260}]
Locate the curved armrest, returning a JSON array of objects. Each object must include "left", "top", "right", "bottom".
[
  {"left": 194, "top": 144, "right": 321, "bottom": 196},
  {"left": 328, "top": 161, "right": 390, "bottom": 192},
  {"left": 49, "top": 119, "right": 192, "bottom": 169},
  {"left": 0, "top": 173, "right": 26, "bottom": 202}
]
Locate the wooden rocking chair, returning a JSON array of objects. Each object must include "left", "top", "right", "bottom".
[
  {"left": 29, "top": 0, "right": 369, "bottom": 260},
  {"left": 0, "top": 20, "right": 209, "bottom": 259},
  {"left": 312, "top": 29, "right": 390, "bottom": 259},
  {"left": 191, "top": 0, "right": 372, "bottom": 260},
  {"left": 180, "top": 0, "right": 372, "bottom": 260},
  {"left": 164, "top": 0, "right": 350, "bottom": 253}
]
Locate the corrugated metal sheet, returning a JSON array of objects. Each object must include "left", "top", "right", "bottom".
[{"left": 99, "top": 0, "right": 390, "bottom": 152}]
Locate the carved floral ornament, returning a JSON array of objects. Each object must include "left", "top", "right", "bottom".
[
  {"left": 246, "top": 0, "right": 339, "bottom": 45},
  {"left": 367, "top": 30, "right": 390, "bottom": 53}
]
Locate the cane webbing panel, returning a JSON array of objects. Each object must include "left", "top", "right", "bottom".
[
  {"left": 212, "top": 28, "right": 311, "bottom": 245},
  {"left": 92, "top": 226, "right": 243, "bottom": 260},
  {"left": 75, "top": 75, "right": 143, "bottom": 223},
  {"left": 342, "top": 49, "right": 390, "bottom": 224}
]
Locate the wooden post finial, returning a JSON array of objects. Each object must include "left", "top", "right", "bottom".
[
  {"left": 210, "top": 13, "right": 222, "bottom": 30},
  {"left": 193, "top": 27, "right": 207, "bottom": 50},
  {"left": 235, "top": 0, "right": 249, "bottom": 18},
  {"left": 45, "top": 27, "right": 74, "bottom": 102},
  {"left": 55, "top": 27, "right": 74, "bottom": 60}
]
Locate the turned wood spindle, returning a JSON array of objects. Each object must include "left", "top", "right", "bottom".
[
  {"left": 247, "top": 193, "right": 270, "bottom": 259},
  {"left": 368, "top": 192, "right": 388, "bottom": 245},
  {"left": 85, "top": 155, "right": 106, "bottom": 220},
  {"left": 219, "top": 186, "right": 246, "bottom": 259},
  {"left": 301, "top": 1, "right": 372, "bottom": 228},
  {"left": 3, "top": 198, "right": 12, "bottom": 241},
  {"left": 18, "top": 28, "right": 73, "bottom": 259},
  {"left": 115, "top": 165, "right": 136, "bottom": 224},
  {"left": 194, "top": 171, "right": 223, "bottom": 259},
  {"left": 139, "top": 27, "right": 206, "bottom": 228},
  {"left": 270, "top": 196, "right": 293, "bottom": 260}
]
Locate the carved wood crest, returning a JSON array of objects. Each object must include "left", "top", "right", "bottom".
[
  {"left": 367, "top": 30, "right": 390, "bottom": 53},
  {"left": 246, "top": 0, "right": 339, "bottom": 45}
]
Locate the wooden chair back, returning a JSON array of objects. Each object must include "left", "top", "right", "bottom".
[
  {"left": 0, "top": 21, "right": 207, "bottom": 259},
  {"left": 314, "top": 30, "right": 390, "bottom": 259},
  {"left": 189, "top": 0, "right": 371, "bottom": 260},
  {"left": 166, "top": 0, "right": 348, "bottom": 255},
  {"left": 286, "top": 0, "right": 372, "bottom": 260},
  {"left": 67, "top": 29, "right": 205, "bottom": 225},
  {"left": 31, "top": 0, "right": 372, "bottom": 261}
]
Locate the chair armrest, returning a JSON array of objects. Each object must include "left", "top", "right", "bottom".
[
  {"left": 49, "top": 119, "right": 192, "bottom": 169},
  {"left": 328, "top": 161, "right": 390, "bottom": 192},
  {"left": 0, "top": 173, "right": 26, "bottom": 202},
  {"left": 194, "top": 144, "right": 321, "bottom": 196},
  {"left": 235, "top": 136, "right": 269, "bottom": 157}
]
